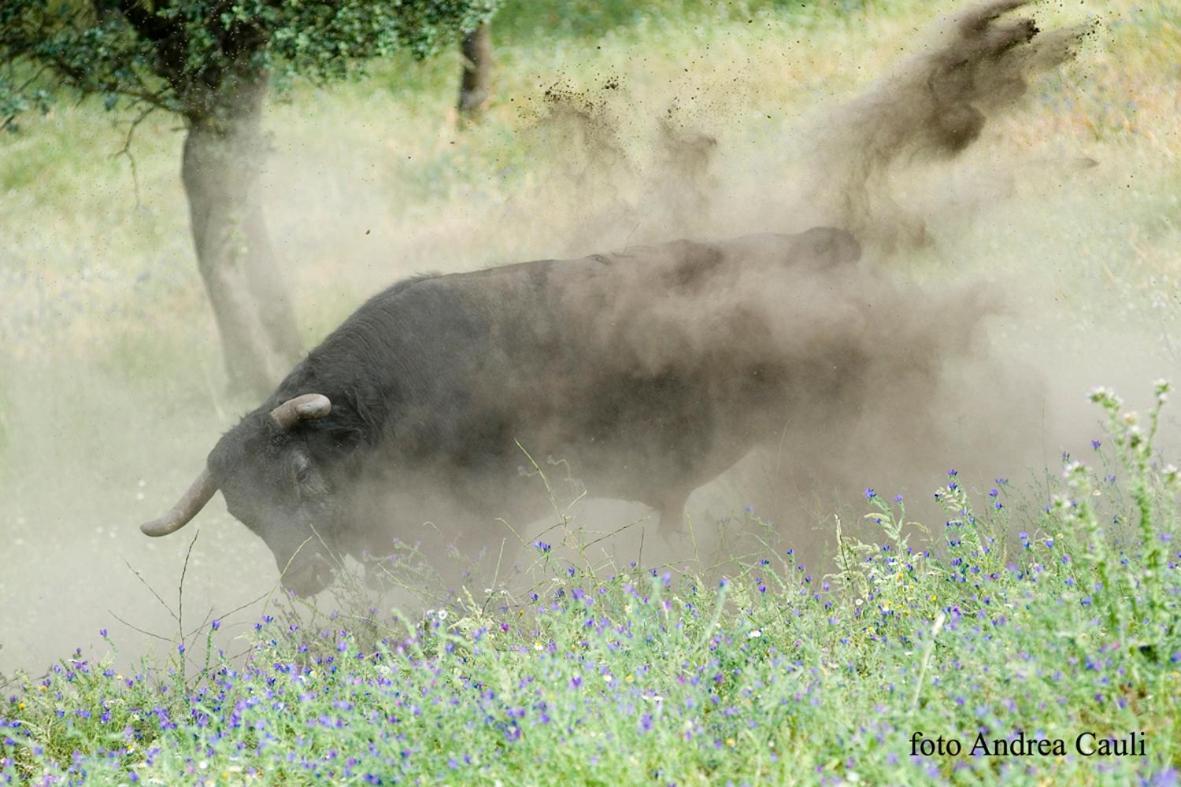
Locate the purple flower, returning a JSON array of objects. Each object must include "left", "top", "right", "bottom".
[
  {"left": 211, "top": 620, "right": 221, "bottom": 631},
  {"left": 533, "top": 540, "right": 551, "bottom": 553},
  {"left": 864, "top": 487, "right": 876, "bottom": 500},
  {"left": 1091, "top": 439, "right": 1102, "bottom": 450},
  {"left": 1146, "top": 768, "right": 1178, "bottom": 787}
]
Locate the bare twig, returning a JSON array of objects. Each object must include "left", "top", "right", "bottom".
[
  {"left": 108, "top": 610, "right": 173, "bottom": 643},
  {"left": 177, "top": 528, "right": 201, "bottom": 654},
  {"left": 113, "top": 104, "right": 156, "bottom": 207},
  {"left": 123, "top": 560, "right": 178, "bottom": 622}
]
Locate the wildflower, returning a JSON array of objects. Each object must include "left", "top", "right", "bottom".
[
  {"left": 1089, "top": 387, "right": 1122, "bottom": 409},
  {"left": 211, "top": 620, "right": 221, "bottom": 632},
  {"left": 864, "top": 488, "right": 876, "bottom": 500},
  {"left": 533, "top": 540, "right": 551, "bottom": 553},
  {"left": 748, "top": 629, "right": 762, "bottom": 639}
]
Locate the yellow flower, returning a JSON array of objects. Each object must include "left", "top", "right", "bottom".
[{"left": 726, "top": 738, "right": 736, "bottom": 747}]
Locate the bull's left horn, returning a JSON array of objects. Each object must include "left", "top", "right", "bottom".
[
  {"left": 270, "top": 393, "right": 332, "bottom": 430},
  {"left": 140, "top": 468, "right": 218, "bottom": 537}
]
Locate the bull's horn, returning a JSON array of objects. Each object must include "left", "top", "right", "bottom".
[
  {"left": 140, "top": 468, "right": 218, "bottom": 537},
  {"left": 270, "top": 393, "right": 332, "bottom": 430}
]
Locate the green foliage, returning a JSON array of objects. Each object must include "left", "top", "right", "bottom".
[{"left": 0, "top": 0, "right": 497, "bottom": 126}]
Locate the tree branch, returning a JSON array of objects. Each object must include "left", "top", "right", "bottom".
[{"left": 114, "top": 0, "right": 179, "bottom": 44}]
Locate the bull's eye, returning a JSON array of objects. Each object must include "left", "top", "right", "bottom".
[{"left": 293, "top": 454, "right": 314, "bottom": 483}]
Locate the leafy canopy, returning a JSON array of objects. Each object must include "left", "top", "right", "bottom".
[{"left": 1, "top": 0, "right": 496, "bottom": 128}]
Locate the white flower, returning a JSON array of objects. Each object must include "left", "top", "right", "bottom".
[{"left": 748, "top": 629, "right": 762, "bottom": 639}]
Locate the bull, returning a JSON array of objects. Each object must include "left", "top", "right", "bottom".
[{"left": 142, "top": 227, "right": 979, "bottom": 595}]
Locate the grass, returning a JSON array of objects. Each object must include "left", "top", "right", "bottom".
[
  {"left": 2, "top": 386, "right": 1179, "bottom": 784},
  {"left": 2, "top": 0, "right": 1181, "bottom": 783}
]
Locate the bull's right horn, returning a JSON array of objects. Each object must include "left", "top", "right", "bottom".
[
  {"left": 140, "top": 468, "right": 218, "bottom": 537},
  {"left": 270, "top": 393, "right": 332, "bottom": 430}
]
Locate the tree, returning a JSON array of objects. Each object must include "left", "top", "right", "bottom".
[
  {"left": 456, "top": 21, "right": 491, "bottom": 123},
  {"left": 1, "top": 0, "right": 495, "bottom": 395}
]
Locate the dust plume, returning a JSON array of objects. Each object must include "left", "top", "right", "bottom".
[{"left": 798, "top": 0, "right": 1095, "bottom": 250}]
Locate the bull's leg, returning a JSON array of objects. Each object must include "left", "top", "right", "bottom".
[{"left": 658, "top": 494, "right": 687, "bottom": 535}]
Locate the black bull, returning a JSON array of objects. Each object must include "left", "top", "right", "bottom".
[{"left": 142, "top": 227, "right": 985, "bottom": 595}]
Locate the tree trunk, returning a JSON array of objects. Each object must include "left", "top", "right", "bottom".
[
  {"left": 457, "top": 22, "right": 492, "bottom": 122},
  {"left": 180, "top": 70, "right": 302, "bottom": 397}
]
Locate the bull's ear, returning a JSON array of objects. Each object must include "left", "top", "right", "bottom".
[{"left": 271, "top": 394, "right": 332, "bottom": 430}]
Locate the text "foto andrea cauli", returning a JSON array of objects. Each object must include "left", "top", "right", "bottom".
[{"left": 911, "top": 730, "right": 1146, "bottom": 758}]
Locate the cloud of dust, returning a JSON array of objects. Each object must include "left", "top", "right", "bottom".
[{"left": 442, "top": 0, "right": 1105, "bottom": 556}]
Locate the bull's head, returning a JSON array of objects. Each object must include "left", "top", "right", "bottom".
[{"left": 141, "top": 393, "right": 341, "bottom": 596}]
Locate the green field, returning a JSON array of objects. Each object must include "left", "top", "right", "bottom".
[{"left": 2, "top": 0, "right": 1181, "bottom": 782}]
